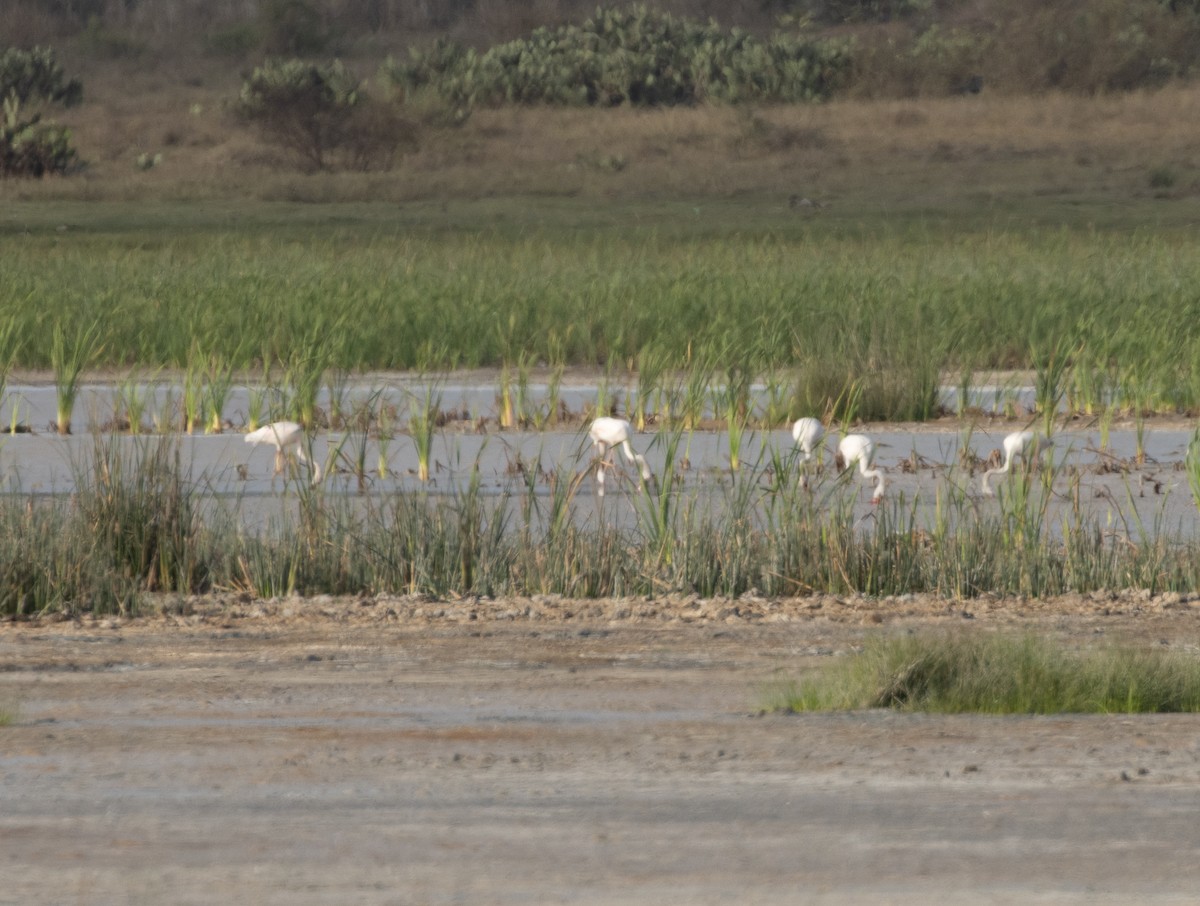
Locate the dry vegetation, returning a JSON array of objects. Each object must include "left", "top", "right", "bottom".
[
  {"left": 3, "top": 0, "right": 1200, "bottom": 205},
  {"left": 6, "top": 67, "right": 1200, "bottom": 209}
]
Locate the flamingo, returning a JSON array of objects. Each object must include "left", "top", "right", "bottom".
[
  {"left": 981, "top": 430, "right": 1053, "bottom": 496},
  {"left": 588, "top": 416, "right": 651, "bottom": 497},
  {"left": 245, "top": 420, "right": 322, "bottom": 485},
  {"left": 792, "top": 416, "right": 825, "bottom": 488},
  {"left": 838, "top": 433, "right": 886, "bottom": 503}
]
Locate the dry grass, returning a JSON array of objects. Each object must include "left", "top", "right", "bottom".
[{"left": 8, "top": 46, "right": 1197, "bottom": 211}]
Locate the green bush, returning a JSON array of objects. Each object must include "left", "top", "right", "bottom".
[
  {"left": 236, "top": 58, "right": 360, "bottom": 171},
  {"left": 383, "top": 4, "right": 852, "bottom": 108},
  {"left": 4, "top": 119, "right": 76, "bottom": 176},
  {"left": 236, "top": 58, "right": 417, "bottom": 172},
  {"left": 0, "top": 45, "right": 82, "bottom": 178}
]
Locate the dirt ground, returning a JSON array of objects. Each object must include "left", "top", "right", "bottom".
[{"left": 4, "top": 591, "right": 1200, "bottom": 905}]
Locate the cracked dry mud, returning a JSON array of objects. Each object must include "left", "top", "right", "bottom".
[{"left": 3, "top": 591, "right": 1200, "bottom": 904}]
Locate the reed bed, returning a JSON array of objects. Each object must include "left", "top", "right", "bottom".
[
  {"left": 773, "top": 631, "right": 1200, "bottom": 714},
  {"left": 4, "top": 433, "right": 1200, "bottom": 618},
  {"left": 10, "top": 218, "right": 1200, "bottom": 422}
]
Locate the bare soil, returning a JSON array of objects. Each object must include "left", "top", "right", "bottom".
[{"left": 4, "top": 592, "right": 1200, "bottom": 904}]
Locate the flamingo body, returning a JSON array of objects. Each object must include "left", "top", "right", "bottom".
[
  {"left": 245, "top": 420, "right": 322, "bottom": 485},
  {"left": 791, "top": 417, "right": 825, "bottom": 461},
  {"left": 792, "top": 417, "right": 825, "bottom": 489},
  {"left": 981, "top": 430, "right": 1052, "bottom": 496},
  {"left": 589, "top": 417, "right": 651, "bottom": 496},
  {"left": 838, "top": 433, "right": 886, "bottom": 502}
]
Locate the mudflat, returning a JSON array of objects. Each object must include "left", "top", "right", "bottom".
[{"left": 3, "top": 592, "right": 1200, "bottom": 905}]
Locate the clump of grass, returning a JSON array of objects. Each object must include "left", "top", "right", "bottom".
[
  {"left": 204, "top": 350, "right": 236, "bottom": 433},
  {"left": 1031, "top": 336, "right": 1071, "bottom": 435},
  {"left": 497, "top": 362, "right": 516, "bottom": 429},
  {"left": 115, "top": 368, "right": 157, "bottom": 434},
  {"left": 1149, "top": 166, "right": 1176, "bottom": 190},
  {"left": 776, "top": 631, "right": 1200, "bottom": 714},
  {"left": 409, "top": 381, "right": 443, "bottom": 482},
  {"left": 51, "top": 321, "right": 102, "bottom": 435},
  {"left": 181, "top": 341, "right": 205, "bottom": 434},
  {"left": 75, "top": 435, "right": 207, "bottom": 597}
]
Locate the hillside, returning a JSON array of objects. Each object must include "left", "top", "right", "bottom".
[{"left": 2, "top": 0, "right": 1199, "bottom": 209}]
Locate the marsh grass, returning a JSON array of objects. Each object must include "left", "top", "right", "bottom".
[
  {"left": 51, "top": 321, "right": 102, "bottom": 435},
  {"left": 498, "top": 363, "right": 516, "bottom": 429},
  {"left": 408, "top": 380, "right": 443, "bottom": 482},
  {"left": 75, "top": 436, "right": 207, "bottom": 596},
  {"left": 1187, "top": 432, "right": 1200, "bottom": 513},
  {"left": 334, "top": 395, "right": 375, "bottom": 490},
  {"left": 0, "top": 317, "right": 21, "bottom": 423},
  {"left": 115, "top": 369, "right": 155, "bottom": 434},
  {"left": 4, "top": 430, "right": 1200, "bottom": 615},
  {"left": 181, "top": 342, "right": 204, "bottom": 434},
  {"left": 204, "top": 351, "right": 235, "bottom": 433},
  {"left": 1032, "top": 336, "right": 1071, "bottom": 435},
  {"left": 377, "top": 396, "right": 397, "bottom": 478},
  {"left": 6, "top": 209, "right": 1200, "bottom": 424},
  {"left": 285, "top": 347, "right": 326, "bottom": 430},
  {"left": 775, "top": 631, "right": 1200, "bottom": 714}
]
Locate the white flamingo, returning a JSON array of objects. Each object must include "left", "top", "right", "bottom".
[
  {"left": 981, "top": 430, "right": 1053, "bottom": 497},
  {"left": 792, "top": 416, "right": 825, "bottom": 488},
  {"left": 245, "top": 420, "right": 322, "bottom": 485},
  {"left": 838, "top": 433, "right": 886, "bottom": 503},
  {"left": 589, "top": 416, "right": 651, "bottom": 497}
]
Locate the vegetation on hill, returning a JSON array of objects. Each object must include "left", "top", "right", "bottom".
[
  {"left": 382, "top": 6, "right": 851, "bottom": 107},
  {"left": 0, "top": 45, "right": 81, "bottom": 176},
  {"left": 5, "top": 0, "right": 1200, "bottom": 100}
]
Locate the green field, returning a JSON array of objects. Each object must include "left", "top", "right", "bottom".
[{"left": 6, "top": 194, "right": 1200, "bottom": 421}]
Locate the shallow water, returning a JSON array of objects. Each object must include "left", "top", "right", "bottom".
[{"left": 2, "top": 380, "right": 1197, "bottom": 537}]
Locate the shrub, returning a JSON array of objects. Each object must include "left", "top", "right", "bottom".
[
  {"left": 0, "top": 45, "right": 82, "bottom": 178},
  {"left": 383, "top": 4, "right": 852, "bottom": 108},
  {"left": 236, "top": 58, "right": 418, "bottom": 172},
  {"left": 1149, "top": 166, "right": 1177, "bottom": 189},
  {"left": 236, "top": 58, "right": 359, "bottom": 171},
  {"left": 340, "top": 96, "right": 418, "bottom": 172}
]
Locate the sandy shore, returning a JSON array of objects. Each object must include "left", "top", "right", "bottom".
[{"left": 3, "top": 593, "right": 1200, "bottom": 904}]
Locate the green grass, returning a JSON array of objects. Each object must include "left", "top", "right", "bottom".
[
  {"left": 5, "top": 201, "right": 1200, "bottom": 416},
  {"left": 0, "top": 704, "right": 15, "bottom": 727},
  {"left": 3, "top": 430, "right": 1200, "bottom": 615},
  {"left": 773, "top": 631, "right": 1200, "bottom": 714}
]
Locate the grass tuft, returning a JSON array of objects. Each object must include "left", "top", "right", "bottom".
[{"left": 776, "top": 631, "right": 1200, "bottom": 714}]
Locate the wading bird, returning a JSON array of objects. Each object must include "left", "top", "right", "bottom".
[
  {"left": 792, "top": 416, "right": 825, "bottom": 488},
  {"left": 589, "top": 417, "right": 651, "bottom": 497},
  {"left": 838, "top": 433, "right": 886, "bottom": 503},
  {"left": 981, "top": 430, "right": 1053, "bottom": 497},
  {"left": 245, "top": 420, "right": 322, "bottom": 485}
]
